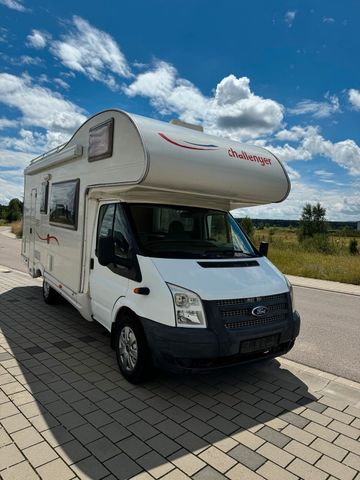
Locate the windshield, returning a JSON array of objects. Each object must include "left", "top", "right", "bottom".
[{"left": 126, "top": 204, "right": 257, "bottom": 259}]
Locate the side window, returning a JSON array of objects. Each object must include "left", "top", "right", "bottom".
[
  {"left": 96, "top": 204, "right": 115, "bottom": 255},
  {"left": 88, "top": 118, "right": 114, "bottom": 162},
  {"left": 96, "top": 203, "right": 132, "bottom": 260},
  {"left": 113, "top": 205, "right": 131, "bottom": 259},
  {"left": 49, "top": 179, "right": 79, "bottom": 229},
  {"left": 40, "top": 181, "right": 49, "bottom": 214}
]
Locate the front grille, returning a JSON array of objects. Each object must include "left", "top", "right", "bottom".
[
  {"left": 209, "top": 293, "right": 289, "bottom": 330},
  {"left": 225, "top": 314, "right": 287, "bottom": 329},
  {"left": 216, "top": 293, "right": 285, "bottom": 307},
  {"left": 222, "top": 303, "right": 288, "bottom": 317}
]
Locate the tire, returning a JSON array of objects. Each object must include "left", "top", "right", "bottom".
[
  {"left": 115, "top": 313, "right": 153, "bottom": 384},
  {"left": 42, "top": 280, "right": 60, "bottom": 305}
]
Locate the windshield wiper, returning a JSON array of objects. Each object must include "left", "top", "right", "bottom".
[{"left": 203, "top": 249, "right": 257, "bottom": 258}]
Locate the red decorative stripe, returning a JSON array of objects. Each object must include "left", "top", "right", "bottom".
[
  {"left": 159, "top": 133, "right": 217, "bottom": 150},
  {"left": 36, "top": 232, "right": 59, "bottom": 245}
]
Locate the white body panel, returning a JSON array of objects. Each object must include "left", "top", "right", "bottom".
[
  {"left": 151, "top": 257, "right": 288, "bottom": 301},
  {"left": 22, "top": 108, "right": 291, "bottom": 331}
]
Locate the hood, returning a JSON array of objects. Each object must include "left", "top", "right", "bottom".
[{"left": 150, "top": 256, "right": 288, "bottom": 300}]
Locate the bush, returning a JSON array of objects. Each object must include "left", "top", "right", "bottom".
[
  {"left": 238, "top": 216, "right": 254, "bottom": 238},
  {"left": 11, "top": 221, "right": 23, "bottom": 238},
  {"left": 300, "top": 234, "right": 338, "bottom": 255},
  {"left": 349, "top": 238, "right": 359, "bottom": 255},
  {"left": 6, "top": 198, "right": 23, "bottom": 223}
]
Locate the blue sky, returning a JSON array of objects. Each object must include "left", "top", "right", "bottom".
[{"left": 0, "top": 0, "right": 359, "bottom": 220}]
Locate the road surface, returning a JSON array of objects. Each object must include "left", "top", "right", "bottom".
[
  {"left": 286, "top": 286, "right": 360, "bottom": 382},
  {"left": 1, "top": 228, "right": 359, "bottom": 381},
  {"left": 0, "top": 227, "right": 27, "bottom": 273}
]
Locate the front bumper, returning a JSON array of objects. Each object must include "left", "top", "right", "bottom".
[{"left": 140, "top": 307, "right": 300, "bottom": 374}]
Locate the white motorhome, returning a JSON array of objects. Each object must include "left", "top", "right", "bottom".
[{"left": 22, "top": 109, "right": 300, "bottom": 383}]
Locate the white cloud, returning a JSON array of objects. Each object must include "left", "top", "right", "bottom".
[
  {"left": 270, "top": 126, "right": 360, "bottom": 176},
  {"left": 50, "top": 16, "right": 132, "bottom": 90},
  {"left": 268, "top": 143, "right": 312, "bottom": 163},
  {"left": 348, "top": 88, "right": 360, "bottom": 110},
  {"left": 0, "top": 175, "right": 24, "bottom": 203},
  {"left": 0, "top": 147, "right": 33, "bottom": 169},
  {"left": 323, "top": 17, "right": 335, "bottom": 23},
  {"left": 0, "top": 72, "right": 86, "bottom": 202},
  {"left": 289, "top": 93, "right": 340, "bottom": 118},
  {"left": 18, "top": 55, "right": 42, "bottom": 65},
  {"left": 26, "top": 29, "right": 49, "bottom": 49},
  {"left": 235, "top": 179, "right": 360, "bottom": 221},
  {"left": 0, "top": 118, "right": 18, "bottom": 130},
  {"left": 124, "top": 62, "right": 284, "bottom": 138},
  {"left": 314, "top": 169, "right": 334, "bottom": 178},
  {"left": 213, "top": 76, "right": 284, "bottom": 135},
  {"left": 0, "top": 0, "right": 27, "bottom": 12},
  {"left": 275, "top": 125, "right": 318, "bottom": 142},
  {"left": 284, "top": 10, "right": 297, "bottom": 27},
  {"left": 285, "top": 165, "right": 301, "bottom": 180},
  {"left": 0, "top": 73, "right": 86, "bottom": 133},
  {"left": 0, "top": 128, "right": 46, "bottom": 153},
  {"left": 53, "top": 78, "right": 70, "bottom": 90}
]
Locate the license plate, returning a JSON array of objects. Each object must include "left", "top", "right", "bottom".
[{"left": 240, "top": 335, "right": 279, "bottom": 354}]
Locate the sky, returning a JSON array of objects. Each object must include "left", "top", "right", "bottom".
[{"left": 0, "top": 0, "right": 359, "bottom": 221}]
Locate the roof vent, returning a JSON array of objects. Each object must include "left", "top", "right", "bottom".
[{"left": 170, "top": 119, "right": 203, "bottom": 132}]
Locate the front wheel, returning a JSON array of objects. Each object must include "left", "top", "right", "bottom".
[
  {"left": 115, "top": 314, "right": 153, "bottom": 384},
  {"left": 42, "top": 280, "right": 60, "bottom": 305}
]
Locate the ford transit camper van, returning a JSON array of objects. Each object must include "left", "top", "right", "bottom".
[{"left": 22, "top": 109, "right": 300, "bottom": 383}]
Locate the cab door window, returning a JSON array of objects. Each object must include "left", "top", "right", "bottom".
[
  {"left": 96, "top": 203, "right": 139, "bottom": 280},
  {"left": 113, "top": 204, "right": 131, "bottom": 260},
  {"left": 96, "top": 204, "right": 115, "bottom": 255}
]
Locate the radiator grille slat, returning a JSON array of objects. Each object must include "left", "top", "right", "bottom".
[
  {"left": 211, "top": 293, "right": 289, "bottom": 330},
  {"left": 225, "top": 315, "right": 287, "bottom": 329},
  {"left": 216, "top": 293, "right": 285, "bottom": 306}
]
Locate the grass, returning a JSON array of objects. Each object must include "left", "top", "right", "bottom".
[
  {"left": 253, "top": 228, "right": 360, "bottom": 285},
  {"left": 10, "top": 220, "right": 23, "bottom": 238}
]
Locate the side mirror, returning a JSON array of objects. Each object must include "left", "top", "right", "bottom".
[
  {"left": 259, "top": 241, "right": 269, "bottom": 257},
  {"left": 114, "top": 232, "right": 129, "bottom": 255},
  {"left": 98, "top": 236, "right": 115, "bottom": 266},
  {"left": 98, "top": 235, "right": 133, "bottom": 269}
]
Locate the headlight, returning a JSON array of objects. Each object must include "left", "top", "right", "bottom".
[
  {"left": 285, "top": 277, "right": 295, "bottom": 311},
  {"left": 167, "top": 283, "right": 207, "bottom": 328}
]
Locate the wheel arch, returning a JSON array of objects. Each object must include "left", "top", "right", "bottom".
[{"left": 110, "top": 305, "right": 142, "bottom": 350}]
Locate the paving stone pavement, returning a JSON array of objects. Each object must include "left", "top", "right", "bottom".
[{"left": 0, "top": 268, "right": 359, "bottom": 480}]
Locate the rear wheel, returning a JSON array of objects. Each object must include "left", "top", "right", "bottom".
[
  {"left": 42, "top": 280, "right": 60, "bottom": 305},
  {"left": 115, "top": 314, "right": 153, "bottom": 384}
]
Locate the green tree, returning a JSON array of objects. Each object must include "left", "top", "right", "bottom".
[
  {"left": 298, "top": 202, "right": 327, "bottom": 240},
  {"left": 6, "top": 198, "right": 23, "bottom": 223},
  {"left": 239, "top": 216, "right": 254, "bottom": 238}
]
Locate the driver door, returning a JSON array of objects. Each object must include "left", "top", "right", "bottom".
[{"left": 89, "top": 202, "right": 131, "bottom": 330}]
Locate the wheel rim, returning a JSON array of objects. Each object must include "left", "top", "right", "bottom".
[
  {"left": 119, "top": 326, "right": 138, "bottom": 372},
  {"left": 43, "top": 281, "right": 50, "bottom": 298}
]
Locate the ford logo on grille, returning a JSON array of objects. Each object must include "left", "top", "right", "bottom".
[{"left": 252, "top": 306, "right": 268, "bottom": 317}]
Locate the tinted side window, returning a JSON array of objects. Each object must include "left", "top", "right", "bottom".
[
  {"left": 113, "top": 204, "right": 131, "bottom": 259},
  {"left": 98, "top": 204, "right": 115, "bottom": 239},
  {"left": 49, "top": 179, "right": 79, "bottom": 229},
  {"left": 96, "top": 204, "right": 132, "bottom": 259}
]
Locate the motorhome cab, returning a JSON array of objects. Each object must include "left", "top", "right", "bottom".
[{"left": 22, "top": 109, "right": 300, "bottom": 383}]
